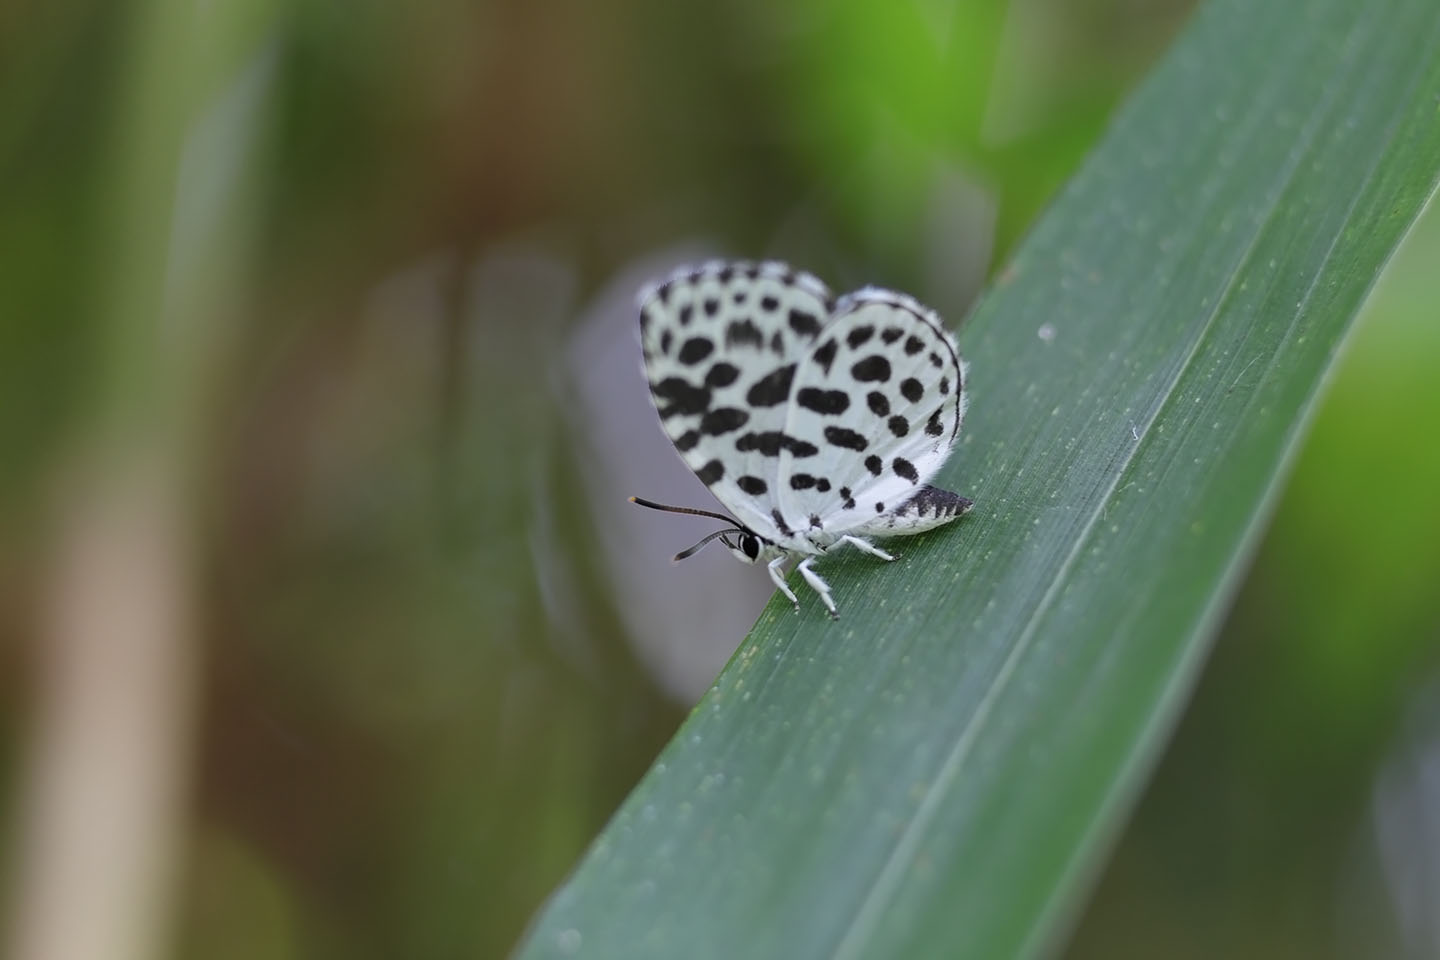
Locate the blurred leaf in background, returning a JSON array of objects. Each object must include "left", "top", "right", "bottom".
[{"left": 4, "top": 0, "right": 1437, "bottom": 959}]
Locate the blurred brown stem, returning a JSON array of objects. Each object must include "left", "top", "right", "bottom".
[{"left": 7, "top": 455, "right": 196, "bottom": 960}]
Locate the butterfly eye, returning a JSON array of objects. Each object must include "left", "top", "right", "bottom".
[{"left": 740, "top": 534, "right": 760, "bottom": 560}]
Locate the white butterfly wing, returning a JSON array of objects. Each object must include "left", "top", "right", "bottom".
[
  {"left": 775, "top": 289, "right": 966, "bottom": 537},
  {"left": 639, "top": 261, "right": 833, "bottom": 541}
]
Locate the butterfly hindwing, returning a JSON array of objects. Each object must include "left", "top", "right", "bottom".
[
  {"left": 639, "top": 261, "right": 833, "bottom": 540},
  {"left": 775, "top": 290, "right": 966, "bottom": 537}
]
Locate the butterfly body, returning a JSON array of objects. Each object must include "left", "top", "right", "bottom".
[{"left": 634, "top": 260, "right": 972, "bottom": 618}]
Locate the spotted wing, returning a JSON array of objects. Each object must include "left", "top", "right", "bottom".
[
  {"left": 774, "top": 288, "right": 966, "bottom": 537},
  {"left": 639, "top": 260, "right": 834, "bottom": 541}
]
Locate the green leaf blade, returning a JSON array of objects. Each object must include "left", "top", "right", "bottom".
[{"left": 518, "top": 0, "right": 1440, "bottom": 955}]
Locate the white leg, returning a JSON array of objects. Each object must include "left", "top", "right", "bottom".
[
  {"left": 767, "top": 555, "right": 800, "bottom": 612},
  {"left": 797, "top": 557, "right": 838, "bottom": 619},
  {"left": 840, "top": 535, "right": 896, "bottom": 562}
]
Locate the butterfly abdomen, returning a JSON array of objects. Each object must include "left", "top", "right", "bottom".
[{"left": 865, "top": 484, "right": 974, "bottom": 535}]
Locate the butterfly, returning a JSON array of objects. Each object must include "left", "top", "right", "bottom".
[{"left": 631, "top": 260, "right": 972, "bottom": 618}]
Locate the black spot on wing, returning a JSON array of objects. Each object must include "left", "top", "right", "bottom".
[
  {"left": 839, "top": 486, "right": 856, "bottom": 510},
  {"left": 736, "top": 431, "right": 818, "bottom": 458},
  {"left": 696, "top": 459, "right": 724, "bottom": 485},
  {"left": 900, "top": 378, "right": 924, "bottom": 403},
  {"left": 704, "top": 297, "right": 720, "bottom": 317},
  {"left": 760, "top": 295, "right": 779, "bottom": 311},
  {"left": 940, "top": 376, "right": 950, "bottom": 395},
  {"left": 788, "top": 309, "right": 821, "bottom": 338},
  {"left": 660, "top": 329, "right": 673, "bottom": 355},
  {"left": 737, "top": 475, "right": 768, "bottom": 495},
  {"left": 925, "top": 408, "right": 945, "bottom": 436},
  {"left": 651, "top": 378, "right": 711, "bottom": 418},
  {"left": 705, "top": 362, "right": 739, "bottom": 388},
  {"left": 700, "top": 407, "right": 749, "bottom": 436},
  {"left": 875, "top": 501, "right": 885, "bottom": 513},
  {"left": 893, "top": 457, "right": 919, "bottom": 483},
  {"left": 718, "top": 266, "right": 734, "bottom": 283},
  {"left": 813, "top": 339, "right": 838, "bottom": 375},
  {"left": 881, "top": 327, "right": 904, "bottom": 344},
  {"left": 745, "top": 363, "right": 796, "bottom": 407},
  {"left": 809, "top": 514, "right": 823, "bottom": 530},
  {"left": 929, "top": 352, "right": 943, "bottom": 368},
  {"left": 726, "top": 319, "right": 765, "bottom": 349},
  {"left": 790, "top": 474, "right": 832, "bottom": 494},
  {"left": 787, "top": 437, "right": 819, "bottom": 457},
  {"left": 796, "top": 388, "right": 850, "bottom": 415},
  {"left": 846, "top": 325, "right": 875, "bottom": 349},
  {"left": 771, "top": 509, "right": 793, "bottom": 536},
  {"left": 675, "top": 430, "right": 700, "bottom": 452},
  {"left": 678, "top": 337, "right": 714, "bottom": 365},
  {"left": 866, "top": 391, "right": 889, "bottom": 416},
  {"left": 864, "top": 455, "right": 882, "bottom": 476},
  {"left": 679, "top": 304, "right": 693, "bottom": 325},
  {"left": 824, "top": 426, "right": 867, "bottom": 451},
  {"left": 888, "top": 416, "right": 908, "bottom": 437},
  {"left": 733, "top": 290, "right": 748, "bottom": 304},
  {"left": 851, "top": 356, "right": 891, "bottom": 382},
  {"left": 904, "top": 335, "right": 925, "bottom": 355},
  {"left": 769, "top": 331, "right": 785, "bottom": 356}
]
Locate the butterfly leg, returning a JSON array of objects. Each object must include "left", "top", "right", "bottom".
[
  {"left": 840, "top": 535, "right": 896, "bottom": 562},
  {"left": 797, "top": 557, "right": 839, "bottom": 620},
  {"left": 767, "top": 555, "right": 800, "bottom": 612}
]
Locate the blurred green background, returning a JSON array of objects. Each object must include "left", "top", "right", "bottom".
[{"left": 2, "top": 1, "right": 1437, "bottom": 958}]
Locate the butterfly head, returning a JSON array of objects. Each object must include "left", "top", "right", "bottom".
[
  {"left": 717, "top": 529, "right": 785, "bottom": 566},
  {"left": 628, "top": 496, "right": 782, "bottom": 565}
]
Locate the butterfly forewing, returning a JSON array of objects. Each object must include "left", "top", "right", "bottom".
[
  {"left": 639, "top": 261, "right": 833, "bottom": 541},
  {"left": 776, "top": 292, "right": 966, "bottom": 534}
]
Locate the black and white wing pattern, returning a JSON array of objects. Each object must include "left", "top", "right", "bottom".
[
  {"left": 777, "top": 288, "right": 966, "bottom": 538},
  {"left": 639, "top": 260, "right": 969, "bottom": 560},
  {"left": 638, "top": 260, "right": 835, "bottom": 542},
  {"left": 636, "top": 260, "right": 972, "bottom": 617}
]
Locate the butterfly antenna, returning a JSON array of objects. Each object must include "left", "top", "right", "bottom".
[
  {"left": 673, "top": 528, "right": 745, "bottom": 563},
  {"left": 628, "top": 496, "right": 738, "bottom": 526}
]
